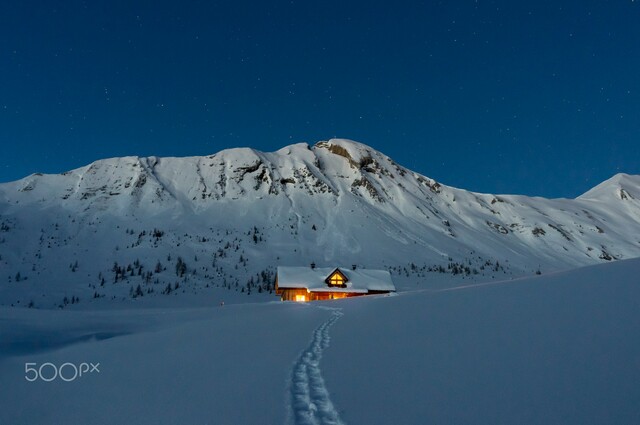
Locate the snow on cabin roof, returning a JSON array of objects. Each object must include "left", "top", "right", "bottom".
[{"left": 277, "top": 266, "right": 395, "bottom": 293}]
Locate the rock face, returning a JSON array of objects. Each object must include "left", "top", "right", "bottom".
[{"left": 1, "top": 139, "right": 640, "bottom": 307}]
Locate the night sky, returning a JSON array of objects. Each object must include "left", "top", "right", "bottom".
[{"left": 1, "top": 1, "right": 639, "bottom": 198}]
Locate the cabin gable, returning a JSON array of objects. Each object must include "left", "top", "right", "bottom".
[{"left": 325, "top": 268, "right": 348, "bottom": 288}]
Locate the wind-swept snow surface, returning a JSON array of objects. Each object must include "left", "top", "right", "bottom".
[
  {"left": 0, "top": 303, "right": 335, "bottom": 425},
  {"left": 2, "top": 258, "right": 639, "bottom": 424},
  {"left": 324, "top": 258, "right": 640, "bottom": 424}
]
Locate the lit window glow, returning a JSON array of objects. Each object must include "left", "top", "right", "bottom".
[
  {"left": 328, "top": 273, "right": 345, "bottom": 286},
  {"left": 295, "top": 295, "right": 307, "bottom": 302}
]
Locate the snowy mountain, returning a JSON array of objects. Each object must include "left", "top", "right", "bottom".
[{"left": 1, "top": 139, "right": 639, "bottom": 308}]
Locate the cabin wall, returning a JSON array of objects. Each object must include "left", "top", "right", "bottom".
[
  {"left": 279, "top": 288, "right": 309, "bottom": 301},
  {"left": 279, "top": 289, "right": 377, "bottom": 302},
  {"left": 367, "top": 290, "right": 394, "bottom": 295},
  {"left": 311, "top": 292, "right": 350, "bottom": 301}
]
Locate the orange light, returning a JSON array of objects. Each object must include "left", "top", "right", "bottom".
[
  {"left": 328, "top": 273, "right": 345, "bottom": 286},
  {"left": 295, "top": 295, "right": 307, "bottom": 302}
]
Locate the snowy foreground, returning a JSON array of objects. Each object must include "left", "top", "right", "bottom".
[{"left": 1, "top": 258, "right": 639, "bottom": 424}]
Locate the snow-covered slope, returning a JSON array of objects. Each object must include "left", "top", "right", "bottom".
[
  {"left": 1, "top": 139, "right": 640, "bottom": 308},
  {"left": 1, "top": 256, "right": 639, "bottom": 424}
]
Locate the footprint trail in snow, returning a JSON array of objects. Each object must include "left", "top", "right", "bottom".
[{"left": 288, "top": 308, "right": 345, "bottom": 425}]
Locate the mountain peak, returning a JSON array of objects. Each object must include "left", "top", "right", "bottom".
[
  {"left": 314, "top": 139, "right": 380, "bottom": 165},
  {"left": 578, "top": 173, "right": 640, "bottom": 201}
]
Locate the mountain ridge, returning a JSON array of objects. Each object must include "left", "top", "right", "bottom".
[{"left": 5, "top": 139, "right": 637, "bottom": 202}]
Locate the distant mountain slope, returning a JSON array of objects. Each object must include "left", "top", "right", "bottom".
[{"left": 1, "top": 139, "right": 639, "bottom": 308}]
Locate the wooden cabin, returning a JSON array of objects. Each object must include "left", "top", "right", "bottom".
[{"left": 275, "top": 265, "right": 395, "bottom": 302}]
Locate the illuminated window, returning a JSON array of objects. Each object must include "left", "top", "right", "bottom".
[
  {"left": 324, "top": 268, "right": 348, "bottom": 288},
  {"left": 295, "top": 295, "right": 307, "bottom": 302},
  {"left": 328, "top": 273, "right": 345, "bottom": 286}
]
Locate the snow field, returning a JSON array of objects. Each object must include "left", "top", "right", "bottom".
[{"left": 1, "top": 254, "right": 640, "bottom": 424}]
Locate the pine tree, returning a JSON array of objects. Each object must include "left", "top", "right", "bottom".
[{"left": 175, "top": 257, "right": 187, "bottom": 277}]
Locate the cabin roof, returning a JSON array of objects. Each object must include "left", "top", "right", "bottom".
[{"left": 277, "top": 266, "right": 395, "bottom": 293}]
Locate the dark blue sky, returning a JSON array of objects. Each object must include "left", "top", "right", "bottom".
[{"left": 1, "top": 1, "right": 639, "bottom": 197}]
